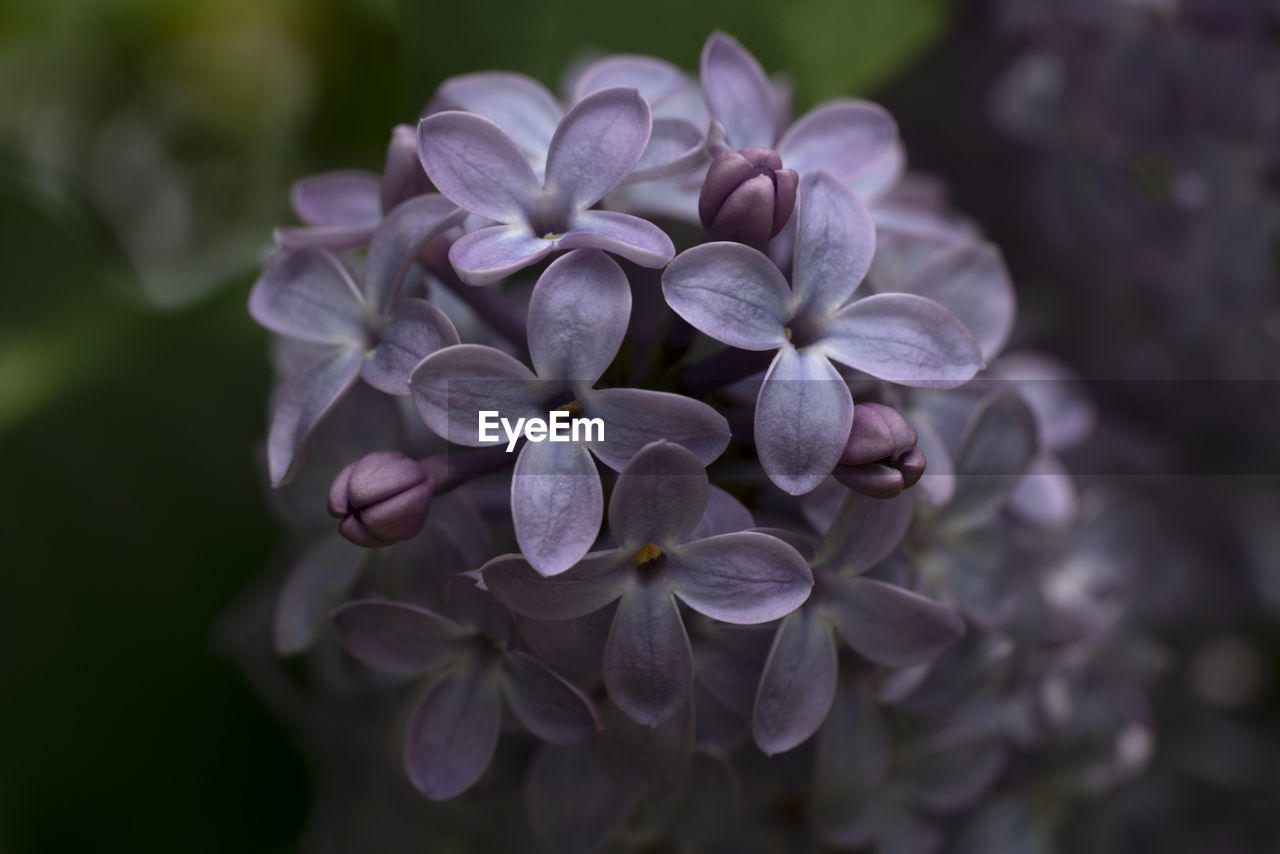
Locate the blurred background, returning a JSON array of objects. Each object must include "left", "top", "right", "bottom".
[{"left": 1, "top": 0, "right": 1276, "bottom": 851}]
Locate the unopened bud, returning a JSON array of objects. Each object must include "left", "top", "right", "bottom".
[
  {"left": 698, "top": 147, "right": 798, "bottom": 247},
  {"left": 833, "top": 403, "right": 926, "bottom": 499},
  {"left": 328, "top": 451, "right": 433, "bottom": 547}
]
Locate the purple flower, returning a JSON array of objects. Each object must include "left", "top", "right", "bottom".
[
  {"left": 699, "top": 146, "right": 799, "bottom": 246},
  {"left": 410, "top": 249, "right": 729, "bottom": 575},
  {"left": 663, "top": 171, "right": 984, "bottom": 494},
  {"left": 250, "top": 195, "right": 465, "bottom": 485},
  {"left": 327, "top": 450, "right": 433, "bottom": 547},
  {"left": 482, "top": 441, "right": 813, "bottom": 726},
  {"left": 332, "top": 574, "right": 601, "bottom": 800},
  {"left": 416, "top": 87, "right": 676, "bottom": 285},
  {"left": 834, "top": 402, "right": 927, "bottom": 499}
]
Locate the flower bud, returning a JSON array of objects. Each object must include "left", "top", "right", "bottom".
[
  {"left": 328, "top": 450, "right": 434, "bottom": 547},
  {"left": 380, "top": 124, "right": 433, "bottom": 213},
  {"left": 698, "top": 147, "right": 799, "bottom": 247},
  {"left": 833, "top": 403, "right": 926, "bottom": 499}
]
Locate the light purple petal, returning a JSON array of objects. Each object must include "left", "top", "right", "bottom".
[
  {"left": 545, "top": 87, "right": 651, "bottom": 210},
  {"left": 380, "top": 124, "right": 433, "bottom": 213},
  {"left": 626, "top": 118, "right": 708, "bottom": 183},
  {"left": 755, "top": 347, "right": 853, "bottom": 495},
  {"left": 777, "top": 100, "right": 898, "bottom": 186},
  {"left": 988, "top": 351, "right": 1096, "bottom": 451},
  {"left": 1007, "top": 453, "right": 1078, "bottom": 529},
  {"left": 583, "top": 387, "right": 729, "bottom": 472},
  {"left": 572, "top": 55, "right": 687, "bottom": 105},
  {"left": 686, "top": 486, "right": 755, "bottom": 541},
  {"left": 273, "top": 533, "right": 367, "bottom": 655},
  {"left": 483, "top": 551, "right": 628, "bottom": 620},
  {"left": 362, "top": 299, "right": 460, "bottom": 395},
  {"left": 853, "top": 140, "right": 907, "bottom": 202},
  {"left": 911, "top": 411, "right": 956, "bottom": 506},
  {"left": 273, "top": 223, "right": 375, "bottom": 253},
  {"left": 607, "top": 441, "right": 709, "bottom": 551},
  {"left": 944, "top": 392, "right": 1039, "bottom": 530},
  {"left": 512, "top": 438, "right": 604, "bottom": 576},
  {"left": 363, "top": 193, "right": 464, "bottom": 311},
  {"left": 792, "top": 171, "right": 876, "bottom": 316},
  {"left": 331, "top": 599, "right": 468, "bottom": 676},
  {"left": 267, "top": 346, "right": 363, "bottom": 486},
  {"left": 753, "top": 608, "right": 837, "bottom": 754},
  {"left": 700, "top": 31, "right": 776, "bottom": 149},
  {"left": 291, "top": 170, "right": 381, "bottom": 227},
  {"left": 813, "top": 491, "right": 915, "bottom": 575},
  {"left": 661, "top": 243, "right": 792, "bottom": 351},
  {"left": 668, "top": 531, "right": 813, "bottom": 624},
  {"left": 905, "top": 242, "right": 1015, "bottom": 363},
  {"left": 515, "top": 605, "right": 615, "bottom": 677},
  {"left": 825, "top": 578, "right": 965, "bottom": 667},
  {"left": 249, "top": 249, "right": 365, "bottom": 345},
  {"left": 501, "top": 650, "right": 603, "bottom": 743},
  {"left": 448, "top": 223, "right": 555, "bottom": 286},
  {"left": 403, "top": 660, "right": 502, "bottom": 800},
  {"left": 525, "top": 743, "right": 635, "bottom": 854},
  {"left": 417, "top": 111, "right": 539, "bottom": 221},
  {"left": 560, "top": 209, "right": 675, "bottom": 268},
  {"left": 822, "top": 293, "right": 984, "bottom": 389},
  {"left": 527, "top": 249, "right": 631, "bottom": 383},
  {"left": 409, "top": 343, "right": 542, "bottom": 446},
  {"left": 604, "top": 582, "right": 693, "bottom": 726},
  {"left": 433, "top": 71, "right": 562, "bottom": 158}
]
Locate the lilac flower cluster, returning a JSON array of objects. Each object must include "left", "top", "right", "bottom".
[{"left": 242, "top": 30, "right": 1149, "bottom": 853}]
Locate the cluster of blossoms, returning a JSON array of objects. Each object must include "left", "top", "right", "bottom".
[{"left": 237, "top": 30, "right": 1154, "bottom": 853}]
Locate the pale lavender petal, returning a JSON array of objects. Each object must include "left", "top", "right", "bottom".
[
  {"left": 363, "top": 193, "right": 464, "bottom": 311},
  {"left": 417, "top": 111, "right": 539, "bottom": 221},
  {"left": 755, "top": 347, "right": 853, "bottom": 496},
  {"left": 604, "top": 582, "right": 693, "bottom": 726},
  {"left": 822, "top": 293, "right": 984, "bottom": 389},
  {"left": 905, "top": 242, "right": 1015, "bottom": 363},
  {"left": 403, "top": 660, "right": 502, "bottom": 800},
  {"left": 583, "top": 388, "right": 730, "bottom": 471},
  {"left": 626, "top": 119, "right": 708, "bottom": 183},
  {"left": 512, "top": 438, "right": 604, "bottom": 576},
  {"left": 545, "top": 87, "right": 651, "bottom": 210},
  {"left": 686, "top": 486, "right": 755, "bottom": 541},
  {"left": 661, "top": 243, "right": 791, "bottom": 351},
  {"left": 527, "top": 249, "right": 631, "bottom": 383},
  {"left": 812, "top": 491, "right": 915, "bottom": 575},
  {"left": 249, "top": 249, "right": 365, "bottom": 345},
  {"left": 668, "top": 532, "right": 813, "bottom": 624},
  {"left": 988, "top": 351, "right": 1096, "bottom": 451},
  {"left": 560, "top": 209, "right": 675, "bottom": 268},
  {"left": 777, "top": 100, "right": 898, "bottom": 186},
  {"left": 826, "top": 578, "right": 965, "bottom": 667},
  {"left": 944, "top": 392, "right": 1039, "bottom": 530},
  {"left": 267, "top": 346, "right": 363, "bottom": 486},
  {"left": 380, "top": 124, "right": 433, "bottom": 212},
  {"left": 700, "top": 31, "right": 776, "bottom": 149},
  {"left": 448, "top": 224, "right": 555, "bottom": 286},
  {"left": 607, "top": 441, "right": 708, "bottom": 551},
  {"left": 501, "top": 650, "right": 602, "bottom": 743},
  {"left": 792, "top": 171, "right": 876, "bottom": 315},
  {"left": 362, "top": 299, "right": 460, "bottom": 395},
  {"left": 273, "top": 534, "right": 367, "bottom": 655},
  {"left": 753, "top": 608, "right": 837, "bottom": 755},
  {"left": 593, "top": 697, "right": 695, "bottom": 796},
  {"left": 852, "top": 140, "right": 907, "bottom": 202},
  {"left": 409, "top": 343, "right": 542, "bottom": 445},
  {"left": 291, "top": 170, "right": 381, "bottom": 226},
  {"left": 572, "top": 55, "right": 687, "bottom": 105},
  {"left": 433, "top": 71, "right": 562, "bottom": 157},
  {"left": 516, "top": 605, "right": 615, "bottom": 676},
  {"left": 483, "top": 551, "right": 628, "bottom": 620},
  {"left": 526, "top": 743, "right": 635, "bottom": 854},
  {"left": 273, "top": 224, "right": 375, "bottom": 253},
  {"left": 331, "top": 599, "right": 468, "bottom": 676},
  {"left": 1007, "top": 453, "right": 1078, "bottom": 529},
  {"left": 911, "top": 411, "right": 956, "bottom": 506}
]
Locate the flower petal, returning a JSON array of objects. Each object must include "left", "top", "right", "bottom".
[
  {"left": 501, "top": 650, "right": 603, "bottom": 743},
  {"left": 755, "top": 347, "right": 853, "bottom": 495},
  {"left": 825, "top": 578, "right": 965, "bottom": 667},
  {"left": 1007, "top": 452, "right": 1078, "bottom": 529},
  {"left": 403, "top": 660, "right": 503, "bottom": 800},
  {"left": 607, "top": 440, "right": 709, "bottom": 551},
  {"left": 273, "top": 224, "right": 375, "bottom": 253},
  {"left": 905, "top": 242, "right": 1015, "bottom": 363},
  {"left": 483, "top": 550, "right": 628, "bottom": 620},
  {"left": 273, "top": 533, "right": 367, "bottom": 655},
  {"left": 433, "top": 71, "right": 562, "bottom": 158},
  {"left": 267, "top": 346, "right": 363, "bottom": 486},
  {"left": 753, "top": 607, "right": 837, "bottom": 754},
  {"left": 823, "top": 293, "right": 984, "bottom": 389},
  {"left": 409, "top": 343, "right": 542, "bottom": 446},
  {"left": 604, "top": 582, "right": 694, "bottom": 726},
  {"left": 527, "top": 249, "right": 631, "bottom": 384},
  {"left": 545, "top": 87, "right": 652, "bottom": 210},
  {"left": 290, "top": 170, "right": 381, "bottom": 227},
  {"left": 942, "top": 392, "right": 1040, "bottom": 531},
  {"left": 792, "top": 171, "right": 876, "bottom": 316},
  {"left": 417, "top": 111, "right": 539, "bottom": 221},
  {"left": 662, "top": 243, "right": 791, "bottom": 351},
  {"left": 331, "top": 599, "right": 468, "bottom": 676},
  {"left": 592, "top": 697, "right": 695, "bottom": 796},
  {"left": 526, "top": 743, "right": 635, "bottom": 854},
  {"left": 627, "top": 118, "right": 708, "bottom": 183},
  {"left": 777, "top": 100, "right": 898, "bottom": 187},
  {"left": 812, "top": 491, "right": 915, "bottom": 575},
  {"left": 512, "top": 438, "right": 604, "bottom": 576},
  {"left": 559, "top": 209, "right": 675, "bottom": 268},
  {"left": 583, "top": 387, "right": 730, "bottom": 472},
  {"left": 668, "top": 531, "right": 813, "bottom": 624},
  {"left": 362, "top": 193, "right": 464, "bottom": 312},
  {"left": 572, "top": 55, "right": 688, "bottom": 106},
  {"left": 362, "top": 299, "right": 460, "bottom": 395},
  {"left": 249, "top": 249, "right": 365, "bottom": 345},
  {"left": 448, "top": 224, "right": 555, "bottom": 286},
  {"left": 686, "top": 486, "right": 755, "bottom": 541},
  {"left": 700, "top": 31, "right": 776, "bottom": 149},
  {"left": 988, "top": 351, "right": 1096, "bottom": 451}
]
